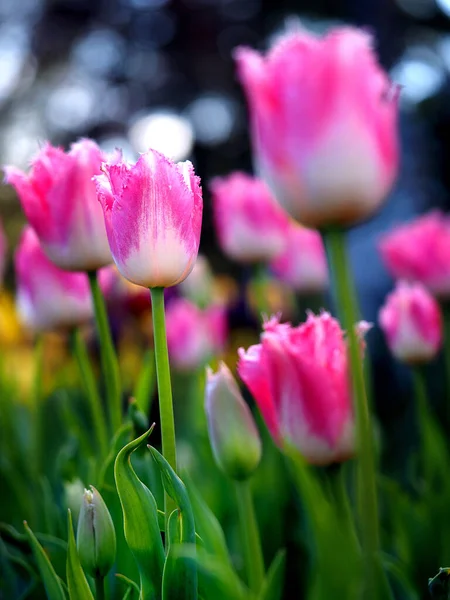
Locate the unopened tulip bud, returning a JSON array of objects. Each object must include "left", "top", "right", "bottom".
[
  {"left": 205, "top": 362, "right": 262, "bottom": 480},
  {"left": 77, "top": 486, "right": 116, "bottom": 577}
]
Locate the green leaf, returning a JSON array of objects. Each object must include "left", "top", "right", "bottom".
[
  {"left": 148, "top": 447, "right": 197, "bottom": 600},
  {"left": 172, "top": 545, "right": 252, "bottom": 600},
  {"left": 23, "top": 521, "right": 66, "bottom": 600},
  {"left": 184, "top": 477, "right": 231, "bottom": 568},
  {"left": 114, "top": 427, "right": 164, "bottom": 600},
  {"left": 258, "top": 550, "right": 286, "bottom": 600},
  {"left": 66, "top": 510, "right": 94, "bottom": 600}
]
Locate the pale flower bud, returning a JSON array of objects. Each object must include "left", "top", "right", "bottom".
[{"left": 205, "top": 362, "right": 262, "bottom": 481}]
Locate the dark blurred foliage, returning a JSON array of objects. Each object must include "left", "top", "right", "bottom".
[{"left": 2, "top": 0, "right": 450, "bottom": 471}]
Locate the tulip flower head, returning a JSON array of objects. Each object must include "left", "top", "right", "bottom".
[
  {"left": 166, "top": 298, "right": 227, "bottom": 371},
  {"left": 210, "top": 172, "right": 290, "bottom": 263},
  {"left": 205, "top": 362, "right": 262, "bottom": 480},
  {"left": 5, "top": 139, "right": 112, "bottom": 271},
  {"left": 269, "top": 221, "right": 328, "bottom": 293},
  {"left": 380, "top": 211, "right": 450, "bottom": 298},
  {"left": 238, "top": 312, "right": 357, "bottom": 464},
  {"left": 235, "top": 27, "right": 399, "bottom": 228},
  {"left": 379, "top": 281, "right": 442, "bottom": 365},
  {"left": 15, "top": 227, "right": 92, "bottom": 332},
  {"left": 95, "top": 148, "right": 202, "bottom": 288}
]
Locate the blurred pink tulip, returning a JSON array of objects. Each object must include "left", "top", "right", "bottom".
[
  {"left": 98, "top": 265, "right": 151, "bottom": 316},
  {"left": 235, "top": 27, "right": 399, "bottom": 228},
  {"left": 5, "top": 140, "right": 112, "bottom": 271},
  {"left": 15, "top": 227, "right": 92, "bottom": 332},
  {"left": 210, "top": 172, "right": 290, "bottom": 263},
  {"left": 166, "top": 298, "right": 227, "bottom": 371},
  {"left": 380, "top": 211, "right": 450, "bottom": 298},
  {"left": 238, "top": 313, "right": 357, "bottom": 464},
  {"left": 96, "top": 148, "right": 202, "bottom": 289},
  {"left": 269, "top": 222, "right": 328, "bottom": 293},
  {"left": 379, "top": 281, "right": 442, "bottom": 364}
]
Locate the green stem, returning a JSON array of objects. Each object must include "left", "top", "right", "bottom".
[
  {"left": 70, "top": 328, "right": 109, "bottom": 459},
  {"left": 150, "top": 287, "right": 177, "bottom": 521},
  {"left": 32, "top": 335, "right": 44, "bottom": 481},
  {"left": 323, "top": 228, "right": 390, "bottom": 600},
  {"left": 95, "top": 575, "right": 105, "bottom": 600},
  {"left": 88, "top": 270, "right": 122, "bottom": 434},
  {"left": 328, "top": 464, "right": 359, "bottom": 548},
  {"left": 411, "top": 366, "right": 431, "bottom": 485},
  {"left": 252, "top": 263, "right": 270, "bottom": 321},
  {"left": 442, "top": 303, "right": 450, "bottom": 421},
  {"left": 235, "top": 480, "right": 265, "bottom": 594}
]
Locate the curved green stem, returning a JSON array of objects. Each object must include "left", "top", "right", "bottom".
[
  {"left": 150, "top": 287, "right": 177, "bottom": 520},
  {"left": 235, "top": 480, "right": 265, "bottom": 594},
  {"left": 70, "top": 328, "right": 109, "bottom": 459},
  {"left": 88, "top": 270, "right": 122, "bottom": 434},
  {"left": 323, "top": 228, "right": 392, "bottom": 600}
]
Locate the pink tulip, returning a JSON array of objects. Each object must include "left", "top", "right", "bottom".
[
  {"left": 238, "top": 312, "right": 356, "bottom": 464},
  {"left": 210, "top": 172, "right": 290, "bottom": 263},
  {"left": 98, "top": 265, "right": 151, "bottom": 316},
  {"left": 380, "top": 211, "right": 450, "bottom": 298},
  {"left": 15, "top": 227, "right": 92, "bottom": 332},
  {"left": 0, "top": 217, "right": 7, "bottom": 287},
  {"left": 166, "top": 298, "right": 227, "bottom": 371},
  {"left": 269, "top": 222, "right": 328, "bottom": 293},
  {"left": 95, "top": 148, "right": 202, "bottom": 288},
  {"left": 235, "top": 27, "right": 399, "bottom": 228},
  {"left": 379, "top": 281, "right": 442, "bottom": 364},
  {"left": 5, "top": 140, "right": 112, "bottom": 271}
]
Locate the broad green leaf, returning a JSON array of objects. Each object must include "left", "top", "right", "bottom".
[
  {"left": 23, "top": 521, "right": 66, "bottom": 600},
  {"left": 114, "top": 427, "right": 164, "bottom": 600},
  {"left": 172, "top": 545, "right": 252, "bottom": 600},
  {"left": 258, "top": 550, "right": 286, "bottom": 600},
  {"left": 66, "top": 510, "right": 94, "bottom": 600},
  {"left": 133, "top": 349, "right": 156, "bottom": 416},
  {"left": 149, "top": 447, "right": 197, "bottom": 600},
  {"left": 184, "top": 477, "right": 231, "bottom": 567}
]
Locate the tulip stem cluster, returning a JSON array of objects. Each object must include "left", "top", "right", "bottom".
[
  {"left": 235, "top": 480, "right": 265, "bottom": 593},
  {"left": 70, "top": 328, "right": 109, "bottom": 459},
  {"left": 150, "top": 286, "right": 177, "bottom": 522},
  {"left": 88, "top": 270, "right": 122, "bottom": 435},
  {"left": 323, "top": 228, "right": 387, "bottom": 600}
]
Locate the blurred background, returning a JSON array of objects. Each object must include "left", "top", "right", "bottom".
[{"left": 1, "top": 0, "right": 450, "bottom": 472}]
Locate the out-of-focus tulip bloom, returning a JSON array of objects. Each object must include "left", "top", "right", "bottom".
[
  {"left": 5, "top": 140, "right": 112, "bottom": 271},
  {"left": 166, "top": 298, "right": 227, "bottom": 371},
  {"left": 95, "top": 148, "right": 202, "bottom": 288},
  {"left": 205, "top": 362, "right": 262, "bottom": 480},
  {"left": 178, "top": 254, "right": 214, "bottom": 307},
  {"left": 15, "top": 227, "right": 92, "bottom": 332},
  {"left": 380, "top": 211, "right": 450, "bottom": 298},
  {"left": 0, "top": 217, "right": 7, "bottom": 287},
  {"left": 269, "top": 222, "right": 328, "bottom": 293},
  {"left": 238, "top": 313, "right": 357, "bottom": 464},
  {"left": 235, "top": 27, "right": 399, "bottom": 229},
  {"left": 210, "top": 172, "right": 289, "bottom": 263},
  {"left": 99, "top": 265, "right": 150, "bottom": 316},
  {"left": 379, "top": 281, "right": 442, "bottom": 364}
]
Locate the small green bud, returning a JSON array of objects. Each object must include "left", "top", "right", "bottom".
[
  {"left": 205, "top": 362, "right": 262, "bottom": 481},
  {"left": 76, "top": 486, "right": 116, "bottom": 577}
]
